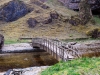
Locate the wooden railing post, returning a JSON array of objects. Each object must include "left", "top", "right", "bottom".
[
  {"left": 62, "top": 49, "right": 64, "bottom": 61},
  {"left": 56, "top": 41, "right": 58, "bottom": 60},
  {"left": 52, "top": 42, "right": 54, "bottom": 57}
]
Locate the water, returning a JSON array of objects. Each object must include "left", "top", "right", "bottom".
[
  {"left": 0, "top": 51, "right": 58, "bottom": 72},
  {"left": 82, "top": 52, "right": 100, "bottom": 57}
]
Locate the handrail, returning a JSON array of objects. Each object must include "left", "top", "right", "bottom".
[{"left": 32, "top": 38, "right": 80, "bottom": 61}]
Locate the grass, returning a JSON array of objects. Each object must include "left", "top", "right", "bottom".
[
  {"left": 4, "top": 39, "right": 30, "bottom": 44},
  {"left": 62, "top": 38, "right": 100, "bottom": 43},
  {"left": 41, "top": 57, "right": 100, "bottom": 75},
  {"left": 94, "top": 16, "right": 100, "bottom": 24}
]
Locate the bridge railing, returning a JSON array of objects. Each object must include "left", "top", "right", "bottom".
[{"left": 32, "top": 38, "right": 80, "bottom": 61}]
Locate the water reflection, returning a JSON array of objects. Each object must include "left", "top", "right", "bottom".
[{"left": 0, "top": 51, "right": 58, "bottom": 72}]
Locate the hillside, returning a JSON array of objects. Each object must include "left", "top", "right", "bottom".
[{"left": 0, "top": 0, "right": 99, "bottom": 41}]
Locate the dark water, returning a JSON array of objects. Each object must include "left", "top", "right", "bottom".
[
  {"left": 0, "top": 51, "right": 58, "bottom": 72},
  {"left": 82, "top": 52, "right": 100, "bottom": 58}
]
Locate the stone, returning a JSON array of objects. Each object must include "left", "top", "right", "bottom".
[
  {"left": 0, "top": 0, "right": 33, "bottom": 22},
  {"left": 4, "top": 66, "right": 49, "bottom": 75},
  {"left": 40, "top": 0, "right": 47, "bottom": 2},
  {"left": 42, "top": 16, "right": 52, "bottom": 24},
  {"left": 86, "top": 28, "right": 100, "bottom": 38},
  {"left": 41, "top": 4, "right": 49, "bottom": 9},
  {"left": 4, "top": 69, "right": 13, "bottom": 75},
  {"left": 50, "top": 11, "right": 59, "bottom": 19},
  {"left": 35, "top": 10, "right": 41, "bottom": 13},
  {"left": 0, "top": 34, "right": 4, "bottom": 52},
  {"left": 69, "top": 16, "right": 80, "bottom": 26},
  {"left": 79, "top": 0, "right": 92, "bottom": 25},
  {"left": 32, "top": 0, "right": 43, "bottom": 6},
  {"left": 58, "top": 0, "right": 100, "bottom": 10},
  {"left": 27, "top": 18, "right": 38, "bottom": 28}
]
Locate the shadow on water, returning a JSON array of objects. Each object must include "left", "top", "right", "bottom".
[{"left": 0, "top": 49, "right": 58, "bottom": 72}]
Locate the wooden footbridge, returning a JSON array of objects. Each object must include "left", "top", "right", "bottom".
[{"left": 19, "top": 38, "right": 80, "bottom": 61}]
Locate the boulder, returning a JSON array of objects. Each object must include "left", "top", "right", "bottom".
[
  {"left": 0, "top": 34, "right": 4, "bottom": 52},
  {"left": 50, "top": 11, "right": 59, "bottom": 19},
  {"left": 0, "top": 0, "right": 33, "bottom": 22},
  {"left": 27, "top": 18, "right": 38, "bottom": 28},
  {"left": 86, "top": 28, "right": 100, "bottom": 38}
]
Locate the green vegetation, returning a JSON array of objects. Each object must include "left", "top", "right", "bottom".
[
  {"left": 62, "top": 38, "right": 100, "bottom": 43},
  {"left": 94, "top": 16, "right": 100, "bottom": 24},
  {"left": 4, "top": 39, "right": 30, "bottom": 44},
  {"left": 41, "top": 57, "right": 100, "bottom": 75}
]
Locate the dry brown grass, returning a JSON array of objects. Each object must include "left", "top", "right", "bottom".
[{"left": 0, "top": 0, "right": 99, "bottom": 41}]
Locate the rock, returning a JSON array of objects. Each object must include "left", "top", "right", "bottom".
[
  {"left": 0, "top": 0, "right": 33, "bottom": 22},
  {"left": 79, "top": 0, "right": 92, "bottom": 25},
  {"left": 40, "top": 0, "right": 47, "bottom": 2},
  {"left": 4, "top": 66, "right": 49, "bottom": 75},
  {"left": 69, "top": 16, "right": 80, "bottom": 26},
  {"left": 50, "top": 11, "right": 59, "bottom": 19},
  {"left": 41, "top": 4, "right": 49, "bottom": 9},
  {"left": 4, "top": 69, "right": 13, "bottom": 75},
  {"left": 33, "top": 0, "right": 43, "bottom": 6},
  {"left": 0, "top": 34, "right": 4, "bottom": 52},
  {"left": 42, "top": 16, "right": 52, "bottom": 24},
  {"left": 58, "top": 0, "right": 100, "bottom": 10},
  {"left": 35, "top": 10, "right": 41, "bottom": 13},
  {"left": 86, "top": 28, "right": 100, "bottom": 38},
  {"left": 27, "top": 18, "right": 38, "bottom": 28},
  {"left": 32, "top": 0, "right": 49, "bottom": 9}
]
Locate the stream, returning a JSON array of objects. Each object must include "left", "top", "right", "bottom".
[{"left": 0, "top": 50, "right": 58, "bottom": 72}]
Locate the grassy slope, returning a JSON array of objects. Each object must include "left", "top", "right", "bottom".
[
  {"left": 41, "top": 57, "right": 100, "bottom": 75},
  {"left": 0, "top": 0, "right": 99, "bottom": 41},
  {"left": 0, "top": 0, "right": 86, "bottom": 41}
]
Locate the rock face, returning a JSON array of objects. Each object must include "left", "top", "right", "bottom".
[
  {"left": 0, "top": 34, "right": 4, "bottom": 52},
  {"left": 0, "top": 0, "right": 33, "bottom": 22},
  {"left": 79, "top": 0, "right": 92, "bottom": 25},
  {"left": 27, "top": 18, "right": 38, "bottom": 28},
  {"left": 58, "top": 0, "right": 100, "bottom": 10}
]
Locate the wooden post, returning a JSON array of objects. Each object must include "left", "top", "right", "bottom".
[
  {"left": 56, "top": 41, "right": 58, "bottom": 60},
  {"left": 50, "top": 41, "right": 52, "bottom": 55},
  {"left": 46, "top": 39, "right": 48, "bottom": 52},
  {"left": 48, "top": 39, "right": 50, "bottom": 53},
  {"left": 62, "top": 49, "right": 64, "bottom": 61},
  {"left": 53, "top": 42, "right": 54, "bottom": 57},
  {"left": 42, "top": 39, "right": 45, "bottom": 50}
]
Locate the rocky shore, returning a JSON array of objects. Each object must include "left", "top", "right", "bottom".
[
  {"left": 1, "top": 43, "right": 34, "bottom": 53},
  {"left": 0, "top": 66, "right": 49, "bottom": 75}
]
